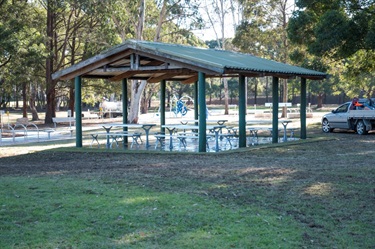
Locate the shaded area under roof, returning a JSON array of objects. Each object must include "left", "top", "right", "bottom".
[{"left": 52, "top": 40, "right": 327, "bottom": 83}]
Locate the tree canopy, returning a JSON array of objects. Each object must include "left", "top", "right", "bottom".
[{"left": 288, "top": 0, "right": 375, "bottom": 59}]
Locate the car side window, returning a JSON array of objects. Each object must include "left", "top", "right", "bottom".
[{"left": 336, "top": 103, "right": 349, "bottom": 113}]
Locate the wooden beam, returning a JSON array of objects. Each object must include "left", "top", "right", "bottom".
[
  {"left": 134, "top": 50, "right": 223, "bottom": 75},
  {"left": 91, "top": 67, "right": 130, "bottom": 73},
  {"left": 143, "top": 60, "right": 165, "bottom": 66},
  {"left": 55, "top": 51, "right": 133, "bottom": 80},
  {"left": 181, "top": 75, "right": 198, "bottom": 84},
  {"left": 110, "top": 68, "right": 195, "bottom": 82},
  {"left": 147, "top": 73, "right": 181, "bottom": 83},
  {"left": 110, "top": 71, "right": 138, "bottom": 81},
  {"left": 92, "top": 65, "right": 182, "bottom": 74}
]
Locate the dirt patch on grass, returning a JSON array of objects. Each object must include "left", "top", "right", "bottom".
[
  {"left": 0, "top": 128, "right": 374, "bottom": 177},
  {"left": 1, "top": 127, "right": 374, "bottom": 247}
]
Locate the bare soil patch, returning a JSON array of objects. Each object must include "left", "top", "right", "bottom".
[
  {"left": 1, "top": 126, "right": 374, "bottom": 247},
  {"left": 0, "top": 127, "right": 374, "bottom": 182}
]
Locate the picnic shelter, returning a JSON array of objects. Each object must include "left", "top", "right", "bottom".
[{"left": 52, "top": 40, "right": 328, "bottom": 152}]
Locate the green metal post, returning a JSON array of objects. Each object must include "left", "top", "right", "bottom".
[
  {"left": 194, "top": 81, "right": 199, "bottom": 122},
  {"left": 198, "top": 72, "right": 206, "bottom": 152},
  {"left": 272, "top": 77, "right": 279, "bottom": 143},
  {"left": 75, "top": 76, "right": 82, "bottom": 147},
  {"left": 300, "top": 77, "right": 307, "bottom": 139},
  {"left": 122, "top": 79, "right": 128, "bottom": 145},
  {"left": 160, "top": 80, "right": 166, "bottom": 134},
  {"left": 238, "top": 75, "right": 247, "bottom": 147}
]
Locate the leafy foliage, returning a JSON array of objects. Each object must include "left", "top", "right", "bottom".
[
  {"left": 288, "top": 0, "right": 375, "bottom": 101},
  {"left": 288, "top": 0, "right": 375, "bottom": 59}
]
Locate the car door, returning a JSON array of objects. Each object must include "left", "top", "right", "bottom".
[{"left": 329, "top": 103, "right": 350, "bottom": 128}]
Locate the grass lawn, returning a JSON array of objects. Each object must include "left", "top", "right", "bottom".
[{"left": 0, "top": 125, "right": 374, "bottom": 248}]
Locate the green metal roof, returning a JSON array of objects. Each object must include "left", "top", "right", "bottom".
[
  {"left": 134, "top": 40, "right": 326, "bottom": 76},
  {"left": 52, "top": 40, "right": 327, "bottom": 82}
]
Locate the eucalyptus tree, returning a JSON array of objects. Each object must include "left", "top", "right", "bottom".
[
  {"left": 0, "top": 0, "right": 26, "bottom": 69},
  {"left": 0, "top": 0, "right": 46, "bottom": 119},
  {"left": 110, "top": 0, "right": 203, "bottom": 123},
  {"left": 37, "top": 0, "right": 120, "bottom": 123},
  {"left": 341, "top": 51, "right": 375, "bottom": 98},
  {"left": 288, "top": 0, "right": 375, "bottom": 99},
  {"left": 201, "top": 0, "right": 242, "bottom": 114},
  {"left": 0, "top": 0, "right": 28, "bottom": 107},
  {"left": 233, "top": 0, "right": 295, "bottom": 115}
]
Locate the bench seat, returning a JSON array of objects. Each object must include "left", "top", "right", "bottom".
[
  {"left": 82, "top": 112, "right": 99, "bottom": 119},
  {"left": 154, "top": 133, "right": 213, "bottom": 150},
  {"left": 90, "top": 132, "right": 142, "bottom": 148},
  {"left": 52, "top": 117, "right": 75, "bottom": 128}
]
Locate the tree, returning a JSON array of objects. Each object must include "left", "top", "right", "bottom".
[
  {"left": 288, "top": 0, "right": 375, "bottom": 59},
  {"left": 202, "top": 0, "right": 242, "bottom": 114},
  {"left": 233, "top": 0, "right": 295, "bottom": 115},
  {"left": 0, "top": 0, "right": 25, "bottom": 68},
  {"left": 39, "top": 0, "right": 120, "bottom": 123},
  {"left": 110, "top": 0, "right": 203, "bottom": 123},
  {"left": 0, "top": 1, "right": 46, "bottom": 120},
  {"left": 288, "top": 0, "right": 375, "bottom": 101}
]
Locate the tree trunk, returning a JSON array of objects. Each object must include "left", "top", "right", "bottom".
[
  {"left": 69, "top": 29, "right": 76, "bottom": 117},
  {"left": 127, "top": 0, "right": 146, "bottom": 123},
  {"left": 140, "top": 85, "right": 148, "bottom": 114},
  {"left": 223, "top": 78, "right": 229, "bottom": 115},
  {"left": 45, "top": 1, "right": 56, "bottom": 124},
  {"left": 154, "top": 0, "right": 167, "bottom": 42},
  {"left": 128, "top": 80, "right": 147, "bottom": 123},
  {"left": 136, "top": 0, "right": 145, "bottom": 40},
  {"left": 282, "top": 79, "right": 288, "bottom": 118},
  {"left": 15, "top": 86, "right": 19, "bottom": 109},
  {"left": 22, "top": 82, "right": 27, "bottom": 118},
  {"left": 317, "top": 93, "right": 323, "bottom": 108},
  {"left": 69, "top": 83, "right": 74, "bottom": 116},
  {"left": 254, "top": 78, "right": 258, "bottom": 105},
  {"left": 29, "top": 83, "right": 39, "bottom": 121}
]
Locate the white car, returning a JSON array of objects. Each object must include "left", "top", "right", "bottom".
[
  {"left": 322, "top": 99, "right": 375, "bottom": 134},
  {"left": 322, "top": 102, "right": 351, "bottom": 133}
]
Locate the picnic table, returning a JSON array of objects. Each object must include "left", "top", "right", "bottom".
[
  {"left": 161, "top": 124, "right": 226, "bottom": 152},
  {"left": 246, "top": 119, "right": 293, "bottom": 143},
  {"left": 278, "top": 119, "right": 293, "bottom": 142},
  {"left": 179, "top": 119, "right": 228, "bottom": 125},
  {"left": 101, "top": 123, "right": 156, "bottom": 149}
]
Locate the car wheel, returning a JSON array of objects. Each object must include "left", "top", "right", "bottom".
[
  {"left": 322, "top": 119, "right": 333, "bottom": 133},
  {"left": 356, "top": 120, "right": 368, "bottom": 135}
]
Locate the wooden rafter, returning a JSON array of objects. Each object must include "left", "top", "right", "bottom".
[
  {"left": 147, "top": 73, "right": 182, "bottom": 83},
  {"left": 110, "top": 68, "right": 194, "bottom": 82},
  {"left": 134, "top": 50, "right": 223, "bottom": 75},
  {"left": 181, "top": 74, "right": 198, "bottom": 84},
  {"left": 110, "top": 71, "right": 138, "bottom": 81},
  {"left": 55, "top": 51, "right": 133, "bottom": 80}
]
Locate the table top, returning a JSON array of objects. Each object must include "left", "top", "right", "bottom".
[
  {"left": 162, "top": 124, "right": 225, "bottom": 130},
  {"left": 247, "top": 119, "right": 292, "bottom": 125},
  {"left": 180, "top": 120, "right": 198, "bottom": 124},
  {"left": 179, "top": 119, "right": 228, "bottom": 125},
  {"left": 246, "top": 120, "right": 272, "bottom": 125},
  {"left": 278, "top": 119, "right": 292, "bottom": 124},
  {"left": 104, "top": 123, "right": 157, "bottom": 128}
]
